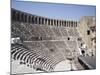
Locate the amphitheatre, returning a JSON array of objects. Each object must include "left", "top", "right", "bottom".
[{"left": 11, "top": 8, "right": 96, "bottom": 74}]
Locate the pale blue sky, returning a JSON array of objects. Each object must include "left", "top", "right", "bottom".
[{"left": 11, "top": 0, "right": 96, "bottom": 21}]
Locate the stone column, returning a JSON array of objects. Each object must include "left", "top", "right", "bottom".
[
  {"left": 30, "top": 15, "right": 31, "bottom": 23},
  {"left": 76, "top": 22, "right": 77, "bottom": 27},
  {"left": 52, "top": 19, "right": 54, "bottom": 26},
  {"left": 41, "top": 17, "right": 43, "bottom": 25},
  {"left": 31, "top": 16, "right": 33, "bottom": 23},
  {"left": 23, "top": 14, "right": 25, "bottom": 22},
  {"left": 28, "top": 15, "right": 30, "bottom": 23},
  {"left": 39, "top": 17, "right": 40, "bottom": 24},
  {"left": 65, "top": 21, "right": 67, "bottom": 27},
  {"left": 44, "top": 18, "right": 45, "bottom": 25},
  {"left": 22, "top": 13, "right": 24, "bottom": 22},
  {"left": 72, "top": 21, "right": 74, "bottom": 27},
  {"left": 71, "top": 21, "right": 73, "bottom": 27},
  {"left": 74, "top": 21, "right": 75, "bottom": 27},
  {"left": 49, "top": 19, "right": 51, "bottom": 25},
  {"left": 34, "top": 16, "right": 37, "bottom": 24},
  {"left": 16, "top": 12, "right": 18, "bottom": 21},
  {"left": 61, "top": 21, "right": 63, "bottom": 26},
  {"left": 27, "top": 15, "right": 29, "bottom": 23},
  {"left": 31, "top": 16, "right": 34, "bottom": 24},
  {"left": 61, "top": 20, "right": 62, "bottom": 26},
  {"left": 24, "top": 14, "right": 27, "bottom": 22},
  {"left": 54, "top": 20, "right": 56, "bottom": 26},
  {"left": 67, "top": 21, "right": 69, "bottom": 27},
  {"left": 40, "top": 17, "right": 42, "bottom": 25},
  {"left": 56, "top": 20, "right": 58, "bottom": 26},
  {"left": 15, "top": 11, "right": 17, "bottom": 21},
  {"left": 20, "top": 12, "right": 22, "bottom": 22},
  {"left": 69, "top": 21, "right": 70, "bottom": 27},
  {"left": 59, "top": 20, "right": 61, "bottom": 26},
  {"left": 55, "top": 20, "right": 57, "bottom": 26},
  {"left": 58, "top": 20, "right": 60, "bottom": 26},
  {"left": 62, "top": 21, "right": 63, "bottom": 26},
  {"left": 37, "top": 16, "right": 39, "bottom": 24},
  {"left": 47, "top": 18, "right": 48, "bottom": 25}
]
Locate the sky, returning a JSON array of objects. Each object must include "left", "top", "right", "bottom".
[{"left": 11, "top": 0, "right": 96, "bottom": 21}]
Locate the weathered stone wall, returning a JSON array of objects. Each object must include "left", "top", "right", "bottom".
[{"left": 78, "top": 16, "right": 96, "bottom": 56}]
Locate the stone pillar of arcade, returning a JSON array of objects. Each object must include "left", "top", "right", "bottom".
[
  {"left": 56, "top": 20, "right": 57, "bottom": 26},
  {"left": 46, "top": 18, "right": 48, "bottom": 25},
  {"left": 52, "top": 19, "right": 54, "bottom": 26},
  {"left": 58, "top": 20, "right": 60, "bottom": 26},
  {"left": 43, "top": 18, "right": 45, "bottom": 25},
  {"left": 37, "top": 16, "right": 39, "bottom": 24},
  {"left": 49, "top": 19, "right": 51, "bottom": 26},
  {"left": 68, "top": 21, "right": 70, "bottom": 27},
  {"left": 40, "top": 17, "right": 42, "bottom": 25}
]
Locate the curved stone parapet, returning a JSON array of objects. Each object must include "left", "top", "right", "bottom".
[{"left": 11, "top": 8, "right": 78, "bottom": 28}]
